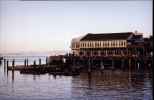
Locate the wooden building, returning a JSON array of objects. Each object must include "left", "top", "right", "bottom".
[{"left": 71, "top": 32, "right": 145, "bottom": 57}]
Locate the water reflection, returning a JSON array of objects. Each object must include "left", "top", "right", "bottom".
[
  {"left": 12, "top": 70, "right": 15, "bottom": 83},
  {"left": 0, "top": 62, "right": 152, "bottom": 100},
  {"left": 71, "top": 70, "right": 152, "bottom": 100},
  {"left": 88, "top": 72, "right": 92, "bottom": 89},
  {"left": 53, "top": 74, "right": 57, "bottom": 79},
  {"left": 33, "top": 75, "right": 36, "bottom": 81}
]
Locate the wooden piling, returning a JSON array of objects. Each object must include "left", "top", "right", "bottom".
[
  {"left": 12, "top": 69, "right": 14, "bottom": 83},
  {"left": 12, "top": 59, "right": 15, "bottom": 70},
  {"left": 46, "top": 57, "right": 48, "bottom": 65},
  {"left": 137, "top": 61, "right": 140, "bottom": 70},
  {"left": 6, "top": 60, "right": 9, "bottom": 70},
  {"left": 26, "top": 59, "right": 28, "bottom": 67},
  {"left": 88, "top": 58, "right": 91, "bottom": 73},
  {"left": 39, "top": 58, "right": 41, "bottom": 66},
  {"left": 129, "top": 58, "right": 131, "bottom": 71},
  {"left": 33, "top": 60, "right": 36, "bottom": 68},
  {"left": 4, "top": 59, "right": 6, "bottom": 68},
  {"left": 24, "top": 59, "right": 26, "bottom": 67},
  {"left": 111, "top": 58, "right": 114, "bottom": 69},
  {"left": 100, "top": 60, "right": 104, "bottom": 71},
  {"left": 121, "top": 58, "right": 125, "bottom": 69},
  {"left": 88, "top": 70, "right": 92, "bottom": 89}
]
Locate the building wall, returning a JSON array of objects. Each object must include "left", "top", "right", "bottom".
[
  {"left": 71, "top": 41, "right": 80, "bottom": 56},
  {"left": 71, "top": 40, "right": 127, "bottom": 56}
]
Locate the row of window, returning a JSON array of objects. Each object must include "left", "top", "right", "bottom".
[
  {"left": 79, "top": 50, "right": 127, "bottom": 56},
  {"left": 80, "top": 40, "right": 126, "bottom": 48}
]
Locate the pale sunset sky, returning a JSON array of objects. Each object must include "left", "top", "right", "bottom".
[{"left": 0, "top": 0, "right": 152, "bottom": 53}]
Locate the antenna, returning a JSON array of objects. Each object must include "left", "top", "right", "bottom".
[
  {"left": 134, "top": 30, "right": 143, "bottom": 35},
  {"left": 134, "top": 30, "right": 138, "bottom": 34}
]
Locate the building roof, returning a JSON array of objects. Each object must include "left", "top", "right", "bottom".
[
  {"left": 71, "top": 36, "right": 84, "bottom": 43},
  {"left": 80, "top": 32, "right": 133, "bottom": 41}
]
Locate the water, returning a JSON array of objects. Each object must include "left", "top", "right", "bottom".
[{"left": 0, "top": 55, "right": 153, "bottom": 100}]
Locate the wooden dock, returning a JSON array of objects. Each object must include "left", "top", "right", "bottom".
[{"left": 2, "top": 54, "right": 152, "bottom": 75}]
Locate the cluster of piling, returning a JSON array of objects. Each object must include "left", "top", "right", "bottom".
[
  {"left": 3, "top": 57, "right": 80, "bottom": 76},
  {"left": 2, "top": 54, "right": 152, "bottom": 76}
]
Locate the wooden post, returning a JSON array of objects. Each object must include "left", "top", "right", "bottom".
[
  {"left": 46, "top": 57, "right": 48, "bottom": 65},
  {"left": 121, "top": 58, "right": 124, "bottom": 69},
  {"left": 39, "top": 58, "right": 41, "bottom": 66},
  {"left": 88, "top": 57, "right": 92, "bottom": 89},
  {"left": 24, "top": 59, "right": 26, "bottom": 67},
  {"left": 88, "top": 69, "right": 92, "bottom": 89},
  {"left": 137, "top": 61, "right": 140, "bottom": 70},
  {"left": 26, "top": 59, "right": 28, "bottom": 67},
  {"left": 10, "top": 59, "right": 15, "bottom": 83},
  {"left": 6, "top": 60, "right": 9, "bottom": 70},
  {"left": 12, "top": 59, "right": 15, "bottom": 70},
  {"left": 135, "top": 59, "right": 137, "bottom": 71},
  {"left": 100, "top": 60, "right": 104, "bottom": 72},
  {"left": 129, "top": 58, "right": 131, "bottom": 71},
  {"left": 4, "top": 59, "right": 6, "bottom": 68},
  {"left": 112, "top": 58, "right": 114, "bottom": 69},
  {"left": 33, "top": 60, "right": 36, "bottom": 67},
  {"left": 88, "top": 57, "right": 91, "bottom": 73},
  {"left": 12, "top": 68, "right": 14, "bottom": 83}
]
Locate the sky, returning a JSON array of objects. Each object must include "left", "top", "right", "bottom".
[{"left": 0, "top": 0, "right": 152, "bottom": 53}]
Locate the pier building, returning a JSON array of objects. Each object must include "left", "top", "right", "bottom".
[{"left": 71, "top": 32, "right": 145, "bottom": 57}]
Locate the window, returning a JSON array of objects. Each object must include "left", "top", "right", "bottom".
[
  {"left": 115, "top": 41, "right": 117, "bottom": 47},
  {"left": 113, "top": 42, "right": 115, "bottom": 46},
  {"left": 105, "top": 42, "right": 107, "bottom": 47},
  {"left": 124, "top": 41, "right": 126, "bottom": 46},
  {"left": 121, "top": 41, "right": 123, "bottom": 46},
  {"left": 107, "top": 41, "right": 109, "bottom": 47}
]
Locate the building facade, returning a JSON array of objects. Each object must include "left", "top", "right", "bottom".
[{"left": 71, "top": 32, "right": 145, "bottom": 57}]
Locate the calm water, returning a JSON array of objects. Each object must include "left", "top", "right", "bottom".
[{"left": 0, "top": 56, "right": 153, "bottom": 100}]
